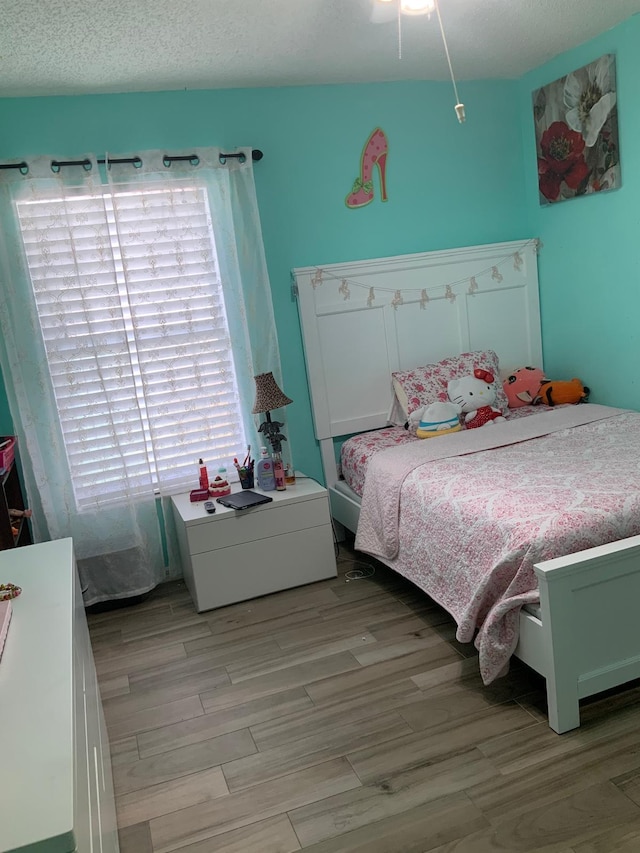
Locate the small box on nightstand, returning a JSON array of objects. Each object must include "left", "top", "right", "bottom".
[{"left": 189, "top": 488, "right": 210, "bottom": 502}]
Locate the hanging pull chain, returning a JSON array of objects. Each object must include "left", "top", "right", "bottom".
[{"left": 435, "top": 0, "right": 465, "bottom": 122}]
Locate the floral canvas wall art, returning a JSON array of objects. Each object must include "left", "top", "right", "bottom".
[{"left": 533, "top": 54, "right": 621, "bottom": 205}]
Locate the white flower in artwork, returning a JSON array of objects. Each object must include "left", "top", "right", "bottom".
[{"left": 564, "top": 55, "right": 616, "bottom": 147}]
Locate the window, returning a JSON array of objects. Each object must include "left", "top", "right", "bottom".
[{"left": 16, "top": 182, "right": 246, "bottom": 509}]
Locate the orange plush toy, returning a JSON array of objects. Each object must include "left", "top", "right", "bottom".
[{"left": 535, "top": 378, "right": 589, "bottom": 406}]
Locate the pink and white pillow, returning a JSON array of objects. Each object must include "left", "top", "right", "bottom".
[{"left": 392, "top": 350, "right": 508, "bottom": 419}]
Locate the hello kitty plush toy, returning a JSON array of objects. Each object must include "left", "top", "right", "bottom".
[{"left": 447, "top": 368, "right": 506, "bottom": 429}]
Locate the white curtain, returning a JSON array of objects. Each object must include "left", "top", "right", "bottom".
[{"left": 0, "top": 148, "right": 281, "bottom": 604}]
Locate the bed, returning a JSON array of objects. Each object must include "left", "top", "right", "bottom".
[{"left": 293, "top": 239, "right": 640, "bottom": 734}]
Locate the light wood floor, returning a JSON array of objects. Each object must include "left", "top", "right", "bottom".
[{"left": 89, "top": 541, "right": 640, "bottom": 853}]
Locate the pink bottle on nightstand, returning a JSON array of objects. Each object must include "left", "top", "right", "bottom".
[{"left": 198, "top": 458, "right": 208, "bottom": 491}]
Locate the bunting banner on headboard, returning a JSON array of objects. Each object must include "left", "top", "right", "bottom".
[{"left": 309, "top": 238, "right": 541, "bottom": 308}]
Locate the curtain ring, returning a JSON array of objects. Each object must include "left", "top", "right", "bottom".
[
  {"left": 133, "top": 157, "right": 143, "bottom": 169},
  {"left": 51, "top": 159, "right": 93, "bottom": 173},
  {"left": 19, "top": 163, "right": 29, "bottom": 175},
  {"left": 218, "top": 152, "right": 247, "bottom": 165},
  {"left": 163, "top": 154, "right": 199, "bottom": 168}
]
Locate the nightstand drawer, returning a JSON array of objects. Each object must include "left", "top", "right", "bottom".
[
  {"left": 186, "top": 495, "right": 330, "bottom": 555},
  {"left": 189, "top": 524, "right": 336, "bottom": 609}
]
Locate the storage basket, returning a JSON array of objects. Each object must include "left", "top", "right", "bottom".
[{"left": 0, "top": 437, "right": 16, "bottom": 472}]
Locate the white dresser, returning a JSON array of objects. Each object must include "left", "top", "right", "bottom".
[
  {"left": 171, "top": 476, "right": 338, "bottom": 612},
  {"left": 0, "top": 539, "right": 119, "bottom": 853}
]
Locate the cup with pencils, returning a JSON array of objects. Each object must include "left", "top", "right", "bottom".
[{"left": 235, "top": 447, "right": 254, "bottom": 489}]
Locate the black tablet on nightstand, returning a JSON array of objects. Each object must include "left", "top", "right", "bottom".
[{"left": 216, "top": 490, "right": 273, "bottom": 511}]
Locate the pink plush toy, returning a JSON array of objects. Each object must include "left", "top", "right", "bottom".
[
  {"left": 503, "top": 366, "right": 546, "bottom": 408},
  {"left": 447, "top": 368, "right": 506, "bottom": 429}
]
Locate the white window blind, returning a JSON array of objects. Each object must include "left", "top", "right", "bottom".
[{"left": 16, "top": 183, "right": 246, "bottom": 509}]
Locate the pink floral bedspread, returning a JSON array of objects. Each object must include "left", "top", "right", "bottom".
[
  {"left": 341, "top": 426, "right": 416, "bottom": 496},
  {"left": 341, "top": 405, "right": 548, "bottom": 497},
  {"left": 353, "top": 405, "right": 640, "bottom": 684}
]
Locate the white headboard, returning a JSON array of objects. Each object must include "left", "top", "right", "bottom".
[{"left": 294, "top": 239, "right": 542, "bottom": 489}]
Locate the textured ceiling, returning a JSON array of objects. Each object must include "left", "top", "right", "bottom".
[{"left": 0, "top": 0, "right": 638, "bottom": 98}]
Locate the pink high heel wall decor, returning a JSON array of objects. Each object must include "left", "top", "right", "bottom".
[{"left": 345, "top": 127, "right": 388, "bottom": 209}]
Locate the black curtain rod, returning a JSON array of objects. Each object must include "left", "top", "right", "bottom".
[
  {"left": 0, "top": 161, "right": 29, "bottom": 174},
  {"left": 0, "top": 149, "right": 264, "bottom": 174}
]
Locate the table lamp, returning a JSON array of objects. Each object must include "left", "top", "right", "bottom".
[{"left": 252, "top": 372, "right": 293, "bottom": 455}]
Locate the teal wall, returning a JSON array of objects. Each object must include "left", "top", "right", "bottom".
[
  {"left": 519, "top": 14, "right": 640, "bottom": 409},
  {"left": 0, "top": 78, "right": 526, "bottom": 483}
]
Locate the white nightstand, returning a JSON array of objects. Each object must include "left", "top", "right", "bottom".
[{"left": 171, "top": 476, "right": 338, "bottom": 612}]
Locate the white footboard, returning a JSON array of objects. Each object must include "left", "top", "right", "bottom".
[
  {"left": 325, "top": 441, "right": 640, "bottom": 735},
  {"left": 531, "top": 535, "right": 640, "bottom": 734}
]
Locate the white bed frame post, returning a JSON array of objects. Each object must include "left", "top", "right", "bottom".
[
  {"left": 319, "top": 438, "right": 344, "bottom": 540},
  {"left": 533, "top": 536, "right": 640, "bottom": 734},
  {"left": 535, "top": 569, "right": 581, "bottom": 733}
]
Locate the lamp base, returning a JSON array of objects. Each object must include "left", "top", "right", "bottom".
[{"left": 258, "top": 415, "right": 287, "bottom": 455}]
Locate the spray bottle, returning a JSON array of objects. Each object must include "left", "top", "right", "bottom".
[{"left": 198, "top": 458, "right": 209, "bottom": 491}]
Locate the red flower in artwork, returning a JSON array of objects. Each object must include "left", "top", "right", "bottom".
[{"left": 538, "top": 121, "right": 590, "bottom": 201}]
